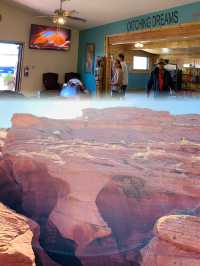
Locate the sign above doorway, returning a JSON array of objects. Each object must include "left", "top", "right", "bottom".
[{"left": 127, "top": 10, "right": 179, "bottom": 32}]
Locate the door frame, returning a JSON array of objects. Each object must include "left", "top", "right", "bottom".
[
  {"left": 0, "top": 40, "right": 24, "bottom": 92},
  {"left": 104, "top": 21, "right": 200, "bottom": 94}
]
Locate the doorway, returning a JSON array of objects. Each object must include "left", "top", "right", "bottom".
[
  {"left": 0, "top": 42, "right": 23, "bottom": 92},
  {"left": 104, "top": 22, "right": 200, "bottom": 96}
]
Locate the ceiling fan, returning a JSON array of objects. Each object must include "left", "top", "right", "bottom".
[{"left": 37, "top": 0, "right": 87, "bottom": 26}]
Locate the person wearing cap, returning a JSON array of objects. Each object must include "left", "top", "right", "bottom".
[{"left": 147, "top": 59, "right": 175, "bottom": 97}]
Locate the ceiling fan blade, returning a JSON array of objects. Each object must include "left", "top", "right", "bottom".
[
  {"left": 63, "top": 10, "right": 77, "bottom": 16},
  {"left": 36, "top": 15, "right": 55, "bottom": 18},
  {"left": 67, "top": 16, "right": 87, "bottom": 22}
]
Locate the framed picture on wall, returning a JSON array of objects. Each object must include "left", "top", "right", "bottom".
[{"left": 85, "top": 43, "right": 95, "bottom": 73}]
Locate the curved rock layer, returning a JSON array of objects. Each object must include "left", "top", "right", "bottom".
[
  {"left": 1, "top": 108, "right": 200, "bottom": 265},
  {"left": 0, "top": 202, "right": 58, "bottom": 266},
  {"left": 141, "top": 215, "right": 200, "bottom": 266},
  {"left": 0, "top": 129, "right": 22, "bottom": 210},
  {"left": 0, "top": 204, "right": 36, "bottom": 266},
  {"left": 0, "top": 202, "right": 38, "bottom": 266},
  {"left": 0, "top": 128, "right": 8, "bottom": 154}
]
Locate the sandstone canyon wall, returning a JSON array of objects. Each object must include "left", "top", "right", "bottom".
[
  {"left": 0, "top": 107, "right": 200, "bottom": 266},
  {"left": 0, "top": 202, "right": 58, "bottom": 266},
  {"left": 0, "top": 202, "right": 37, "bottom": 266},
  {"left": 141, "top": 215, "right": 200, "bottom": 266}
]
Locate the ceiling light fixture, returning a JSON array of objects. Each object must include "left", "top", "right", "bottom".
[
  {"left": 162, "top": 48, "right": 170, "bottom": 53},
  {"left": 37, "top": 0, "right": 86, "bottom": 26},
  {"left": 134, "top": 42, "right": 144, "bottom": 48},
  {"left": 53, "top": 16, "right": 66, "bottom": 25},
  {"left": 58, "top": 16, "right": 65, "bottom": 25}
]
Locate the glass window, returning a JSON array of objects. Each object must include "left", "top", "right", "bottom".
[
  {"left": 133, "top": 56, "right": 149, "bottom": 70},
  {"left": 183, "top": 64, "right": 191, "bottom": 68},
  {"left": 0, "top": 43, "right": 21, "bottom": 91}
]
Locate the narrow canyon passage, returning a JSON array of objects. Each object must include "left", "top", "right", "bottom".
[{"left": 1, "top": 108, "right": 200, "bottom": 266}]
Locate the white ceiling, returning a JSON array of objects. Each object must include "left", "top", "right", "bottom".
[{"left": 10, "top": 0, "right": 197, "bottom": 30}]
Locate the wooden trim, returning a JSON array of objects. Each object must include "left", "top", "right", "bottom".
[
  {"left": 104, "top": 36, "right": 109, "bottom": 56},
  {"left": 108, "top": 21, "right": 200, "bottom": 45},
  {"left": 114, "top": 39, "right": 200, "bottom": 50},
  {"left": 104, "top": 21, "right": 200, "bottom": 94},
  {"left": 104, "top": 36, "right": 112, "bottom": 95},
  {"left": 108, "top": 20, "right": 200, "bottom": 38}
]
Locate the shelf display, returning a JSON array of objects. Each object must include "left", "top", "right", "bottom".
[{"left": 182, "top": 67, "right": 200, "bottom": 90}]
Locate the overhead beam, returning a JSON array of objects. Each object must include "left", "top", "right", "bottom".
[
  {"left": 130, "top": 39, "right": 200, "bottom": 50},
  {"left": 108, "top": 22, "right": 200, "bottom": 45}
]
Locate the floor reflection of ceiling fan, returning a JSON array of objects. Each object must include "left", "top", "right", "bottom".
[{"left": 37, "top": 0, "right": 87, "bottom": 25}]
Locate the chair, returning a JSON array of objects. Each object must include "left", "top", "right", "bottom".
[
  {"left": 43, "top": 73, "right": 61, "bottom": 92},
  {"left": 64, "top": 72, "right": 81, "bottom": 83}
]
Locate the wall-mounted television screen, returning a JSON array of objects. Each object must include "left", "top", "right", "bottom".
[{"left": 29, "top": 24, "right": 71, "bottom": 51}]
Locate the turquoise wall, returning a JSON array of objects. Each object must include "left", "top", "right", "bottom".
[
  {"left": 128, "top": 73, "right": 149, "bottom": 90},
  {"left": 78, "top": 1, "right": 200, "bottom": 94}
]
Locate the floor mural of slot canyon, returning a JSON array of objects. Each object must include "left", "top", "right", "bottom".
[{"left": 1, "top": 107, "right": 200, "bottom": 266}]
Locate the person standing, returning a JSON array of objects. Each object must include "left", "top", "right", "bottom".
[
  {"left": 95, "top": 57, "right": 104, "bottom": 97},
  {"left": 111, "top": 59, "right": 123, "bottom": 97},
  {"left": 118, "top": 53, "right": 129, "bottom": 96},
  {"left": 147, "top": 59, "right": 175, "bottom": 97}
]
